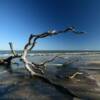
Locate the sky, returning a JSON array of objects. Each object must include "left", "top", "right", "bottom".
[{"left": 0, "top": 0, "right": 100, "bottom": 50}]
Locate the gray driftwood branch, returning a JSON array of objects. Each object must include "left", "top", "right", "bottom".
[{"left": 21, "top": 26, "right": 85, "bottom": 76}]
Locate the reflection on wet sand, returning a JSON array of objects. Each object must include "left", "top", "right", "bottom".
[{"left": 0, "top": 52, "right": 100, "bottom": 100}]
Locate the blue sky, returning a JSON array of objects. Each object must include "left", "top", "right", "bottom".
[{"left": 0, "top": 0, "right": 100, "bottom": 50}]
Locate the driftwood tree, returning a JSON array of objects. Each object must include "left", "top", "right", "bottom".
[
  {"left": 19, "top": 26, "right": 85, "bottom": 99},
  {"left": 20, "top": 26, "right": 84, "bottom": 76},
  {"left": 0, "top": 26, "right": 84, "bottom": 75}
]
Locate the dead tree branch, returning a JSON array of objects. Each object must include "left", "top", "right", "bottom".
[
  {"left": 21, "top": 26, "right": 85, "bottom": 76},
  {"left": 0, "top": 42, "right": 21, "bottom": 72}
]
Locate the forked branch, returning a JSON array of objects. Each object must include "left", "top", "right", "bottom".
[{"left": 21, "top": 26, "right": 85, "bottom": 76}]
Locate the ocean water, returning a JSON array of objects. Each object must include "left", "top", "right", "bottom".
[
  {"left": 0, "top": 51, "right": 100, "bottom": 100},
  {"left": 0, "top": 50, "right": 100, "bottom": 68}
]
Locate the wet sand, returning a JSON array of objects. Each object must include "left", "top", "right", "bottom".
[
  {"left": 0, "top": 53, "right": 100, "bottom": 100},
  {"left": 0, "top": 62, "right": 100, "bottom": 100}
]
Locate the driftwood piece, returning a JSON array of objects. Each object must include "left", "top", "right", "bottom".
[
  {"left": 0, "top": 42, "right": 21, "bottom": 72},
  {"left": 21, "top": 26, "right": 85, "bottom": 76},
  {"left": 19, "top": 26, "right": 85, "bottom": 99}
]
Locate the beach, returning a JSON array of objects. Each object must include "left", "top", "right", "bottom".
[{"left": 0, "top": 51, "right": 100, "bottom": 100}]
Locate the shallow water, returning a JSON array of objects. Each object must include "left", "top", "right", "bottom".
[{"left": 0, "top": 51, "right": 100, "bottom": 100}]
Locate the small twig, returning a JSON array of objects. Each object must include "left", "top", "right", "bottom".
[{"left": 69, "top": 72, "right": 83, "bottom": 79}]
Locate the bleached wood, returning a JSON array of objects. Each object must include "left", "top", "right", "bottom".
[{"left": 21, "top": 26, "right": 85, "bottom": 76}]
